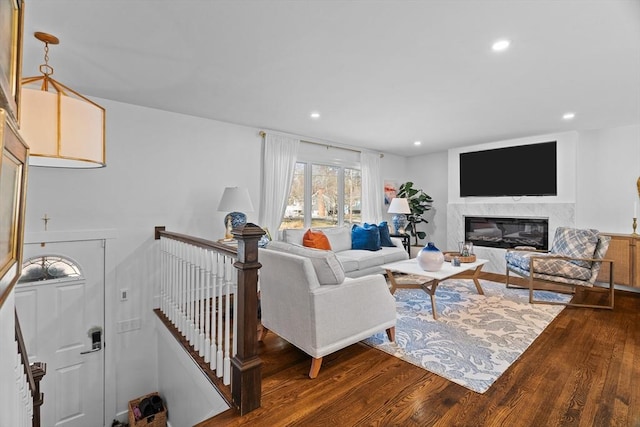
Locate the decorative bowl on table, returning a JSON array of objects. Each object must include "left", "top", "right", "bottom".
[{"left": 443, "top": 251, "right": 476, "bottom": 263}]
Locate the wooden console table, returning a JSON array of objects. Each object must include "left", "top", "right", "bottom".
[{"left": 597, "top": 233, "right": 639, "bottom": 289}]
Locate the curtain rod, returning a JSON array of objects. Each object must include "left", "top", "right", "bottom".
[{"left": 259, "top": 131, "right": 383, "bottom": 158}]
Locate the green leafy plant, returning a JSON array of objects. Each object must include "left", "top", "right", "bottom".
[{"left": 397, "top": 181, "right": 434, "bottom": 246}]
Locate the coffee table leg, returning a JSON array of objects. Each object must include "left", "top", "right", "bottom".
[
  {"left": 452, "top": 265, "right": 485, "bottom": 295},
  {"left": 471, "top": 265, "right": 485, "bottom": 295},
  {"left": 386, "top": 269, "right": 398, "bottom": 294},
  {"left": 423, "top": 281, "right": 439, "bottom": 320}
]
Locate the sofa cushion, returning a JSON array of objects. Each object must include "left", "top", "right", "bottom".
[
  {"left": 337, "top": 250, "right": 387, "bottom": 270},
  {"left": 351, "top": 223, "right": 381, "bottom": 251},
  {"left": 265, "top": 240, "right": 345, "bottom": 285},
  {"left": 282, "top": 228, "right": 306, "bottom": 245},
  {"left": 334, "top": 253, "right": 359, "bottom": 273},
  {"left": 303, "top": 229, "right": 332, "bottom": 250},
  {"left": 550, "top": 227, "right": 599, "bottom": 268},
  {"left": 376, "top": 222, "right": 395, "bottom": 247},
  {"left": 319, "top": 226, "right": 352, "bottom": 252}
]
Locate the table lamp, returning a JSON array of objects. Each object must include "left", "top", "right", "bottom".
[
  {"left": 217, "top": 187, "right": 254, "bottom": 240},
  {"left": 387, "top": 197, "right": 411, "bottom": 234}
]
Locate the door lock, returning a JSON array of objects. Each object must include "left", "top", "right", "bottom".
[{"left": 81, "top": 326, "right": 102, "bottom": 354}]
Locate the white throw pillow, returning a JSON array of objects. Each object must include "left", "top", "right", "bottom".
[
  {"left": 282, "top": 228, "right": 306, "bottom": 245},
  {"left": 317, "top": 226, "right": 352, "bottom": 252},
  {"left": 265, "top": 241, "right": 345, "bottom": 285}
]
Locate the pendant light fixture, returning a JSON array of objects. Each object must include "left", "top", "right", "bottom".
[{"left": 20, "top": 32, "right": 106, "bottom": 168}]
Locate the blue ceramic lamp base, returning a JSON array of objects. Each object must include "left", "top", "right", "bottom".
[
  {"left": 391, "top": 214, "right": 407, "bottom": 234},
  {"left": 224, "top": 211, "right": 247, "bottom": 240}
]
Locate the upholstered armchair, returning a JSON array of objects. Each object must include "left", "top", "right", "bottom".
[
  {"left": 258, "top": 241, "right": 396, "bottom": 378},
  {"left": 505, "top": 227, "right": 614, "bottom": 309}
]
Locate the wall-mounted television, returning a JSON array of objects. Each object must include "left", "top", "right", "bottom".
[{"left": 459, "top": 141, "right": 557, "bottom": 197}]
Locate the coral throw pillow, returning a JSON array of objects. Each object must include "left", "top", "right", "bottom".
[{"left": 303, "top": 229, "right": 332, "bottom": 250}]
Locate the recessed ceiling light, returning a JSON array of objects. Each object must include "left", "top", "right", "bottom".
[
  {"left": 413, "top": 141, "right": 422, "bottom": 146},
  {"left": 562, "top": 112, "right": 576, "bottom": 120},
  {"left": 310, "top": 112, "right": 321, "bottom": 119},
  {"left": 492, "top": 39, "right": 511, "bottom": 52}
]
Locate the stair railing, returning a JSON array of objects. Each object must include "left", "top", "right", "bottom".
[
  {"left": 154, "top": 224, "right": 264, "bottom": 415},
  {"left": 15, "top": 309, "right": 46, "bottom": 427}
]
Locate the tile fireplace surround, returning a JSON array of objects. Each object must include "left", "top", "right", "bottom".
[{"left": 447, "top": 203, "right": 575, "bottom": 274}]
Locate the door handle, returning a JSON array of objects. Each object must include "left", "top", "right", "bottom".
[
  {"left": 81, "top": 327, "right": 102, "bottom": 354},
  {"left": 80, "top": 346, "right": 102, "bottom": 355}
]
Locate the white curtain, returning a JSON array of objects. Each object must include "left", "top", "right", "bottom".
[
  {"left": 259, "top": 133, "right": 300, "bottom": 237},
  {"left": 360, "top": 150, "right": 383, "bottom": 224}
]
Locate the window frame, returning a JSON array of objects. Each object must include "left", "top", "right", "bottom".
[{"left": 284, "top": 160, "right": 361, "bottom": 230}]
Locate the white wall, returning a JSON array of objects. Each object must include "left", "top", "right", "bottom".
[
  {"left": 156, "top": 316, "right": 228, "bottom": 426},
  {"left": 23, "top": 98, "right": 262, "bottom": 422},
  {"left": 576, "top": 124, "right": 640, "bottom": 232},
  {"left": 406, "top": 151, "right": 448, "bottom": 249}
]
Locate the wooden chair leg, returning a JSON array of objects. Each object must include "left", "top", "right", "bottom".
[
  {"left": 386, "top": 326, "right": 395, "bottom": 342},
  {"left": 309, "top": 357, "right": 323, "bottom": 379}
]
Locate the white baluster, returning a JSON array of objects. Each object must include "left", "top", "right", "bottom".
[
  {"left": 198, "top": 247, "right": 206, "bottom": 356},
  {"left": 168, "top": 240, "right": 176, "bottom": 325},
  {"left": 193, "top": 245, "right": 200, "bottom": 351},
  {"left": 204, "top": 249, "right": 212, "bottom": 363},
  {"left": 209, "top": 252, "right": 218, "bottom": 370},
  {"left": 216, "top": 255, "right": 224, "bottom": 376},
  {"left": 172, "top": 239, "right": 179, "bottom": 327},
  {"left": 177, "top": 242, "right": 183, "bottom": 332},
  {"left": 182, "top": 241, "right": 189, "bottom": 337}
]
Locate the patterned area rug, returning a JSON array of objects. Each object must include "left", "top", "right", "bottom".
[{"left": 363, "top": 279, "right": 571, "bottom": 393}]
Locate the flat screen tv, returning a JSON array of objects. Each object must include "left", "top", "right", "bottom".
[{"left": 459, "top": 141, "right": 557, "bottom": 197}]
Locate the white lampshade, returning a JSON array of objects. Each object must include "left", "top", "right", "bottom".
[
  {"left": 387, "top": 198, "right": 411, "bottom": 214},
  {"left": 217, "top": 187, "right": 254, "bottom": 213},
  {"left": 20, "top": 88, "right": 106, "bottom": 168},
  {"left": 20, "top": 32, "right": 106, "bottom": 168}
]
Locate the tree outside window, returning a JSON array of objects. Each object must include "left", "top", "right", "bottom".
[{"left": 281, "top": 162, "right": 361, "bottom": 230}]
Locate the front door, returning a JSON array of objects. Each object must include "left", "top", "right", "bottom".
[{"left": 15, "top": 239, "right": 105, "bottom": 427}]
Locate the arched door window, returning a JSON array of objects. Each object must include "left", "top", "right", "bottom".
[{"left": 18, "top": 255, "right": 83, "bottom": 283}]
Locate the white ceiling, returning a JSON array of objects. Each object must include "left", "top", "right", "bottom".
[{"left": 21, "top": 0, "right": 640, "bottom": 157}]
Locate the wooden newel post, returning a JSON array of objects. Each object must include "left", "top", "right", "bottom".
[{"left": 231, "top": 223, "right": 265, "bottom": 415}]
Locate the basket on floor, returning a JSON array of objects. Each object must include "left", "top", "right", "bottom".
[{"left": 128, "top": 392, "right": 167, "bottom": 427}]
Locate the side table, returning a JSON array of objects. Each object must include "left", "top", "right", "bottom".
[{"left": 390, "top": 233, "right": 410, "bottom": 256}]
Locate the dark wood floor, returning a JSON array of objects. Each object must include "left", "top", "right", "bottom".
[{"left": 197, "top": 279, "right": 640, "bottom": 427}]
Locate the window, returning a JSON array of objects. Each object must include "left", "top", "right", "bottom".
[
  {"left": 281, "top": 162, "right": 361, "bottom": 230},
  {"left": 18, "top": 256, "right": 82, "bottom": 283}
]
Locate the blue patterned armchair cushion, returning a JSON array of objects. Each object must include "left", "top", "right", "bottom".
[
  {"left": 549, "top": 227, "right": 599, "bottom": 268},
  {"left": 505, "top": 250, "right": 550, "bottom": 271},
  {"left": 505, "top": 250, "right": 592, "bottom": 281}
]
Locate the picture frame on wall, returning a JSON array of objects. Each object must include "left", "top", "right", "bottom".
[
  {"left": 384, "top": 180, "right": 398, "bottom": 205},
  {"left": 0, "top": 0, "right": 24, "bottom": 124},
  {"left": 0, "top": 108, "right": 28, "bottom": 309}
]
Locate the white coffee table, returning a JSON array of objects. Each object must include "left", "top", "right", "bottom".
[{"left": 381, "top": 258, "right": 489, "bottom": 320}]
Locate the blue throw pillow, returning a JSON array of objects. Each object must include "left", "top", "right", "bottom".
[
  {"left": 377, "top": 221, "right": 395, "bottom": 247},
  {"left": 351, "top": 223, "right": 381, "bottom": 251}
]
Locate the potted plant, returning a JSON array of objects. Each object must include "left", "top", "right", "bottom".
[{"left": 396, "top": 181, "right": 434, "bottom": 247}]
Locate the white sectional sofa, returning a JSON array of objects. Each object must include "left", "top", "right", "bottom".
[{"left": 279, "top": 225, "right": 409, "bottom": 278}]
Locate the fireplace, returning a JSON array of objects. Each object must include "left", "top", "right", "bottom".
[{"left": 464, "top": 216, "right": 549, "bottom": 250}]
